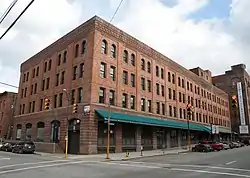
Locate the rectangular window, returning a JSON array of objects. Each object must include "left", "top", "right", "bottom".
[
  {"left": 130, "top": 95, "right": 135, "bottom": 109},
  {"left": 109, "top": 90, "right": 115, "bottom": 105},
  {"left": 24, "top": 87, "right": 27, "bottom": 97},
  {"left": 141, "top": 77, "right": 145, "bottom": 90},
  {"left": 110, "top": 66, "right": 116, "bottom": 81},
  {"left": 122, "top": 71, "right": 128, "bottom": 85},
  {"left": 30, "top": 85, "right": 33, "bottom": 95},
  {"left": 71, "top": 89, "right": 75, "bottom": 105},
  {"left": 39, "top": 99, "right": 43, "bottom": 111},
  {"left": 28, "top": 102, "right": 32, "bottom": 113},
  {"left": 122, "top": 93, "right": 127, "bottom": 108},
  {"left": 148, "top": 100, "right": 152, "bottom": 112},
  {"left": 179, "top": 92, "right": 182, "bottom": 102},
  {"left": 59, "top": 93, "right": 63, "bottom": 107},
  {"left": 147, "top": 80, "right": 151, "bottom": 92},
  {"left": 182, "top": 94, "right": 185, "bottom": 103},
  {"left": 161, "top": 85, "right": 165, "bottom": 96},
  {"left": 174, "top": 107, "right": 177, "bottom": 117},
  {"left": 156, "top": 102, "right": 160, "bottom": 114},
  {"left": 141, "top": 98, "right": 145, "bottom": 111},
  {"left": 179, "top": 108, "right": 182, "bottom": 118},
  {"left": 41, "top": 79, "right": 45, "bottom": 91},
  {"left": 173, "top": 90, "right": 176, "bottom": 100},
  {"left": 36, "top": 67, "right": 39, "bottom": 76},
  {"left": 46, "top": 77, "right": 50, "bottom": 90},
  {"left": 54, "top": 95, "right": 57, "bottom": 108},
  {"left": 79, "top": 63, "right": 84, "bottom": 78},
  {"left": 100, "top": 62, "right": 106, "bottom": 78},
  {"left": 99, "top": 87, "right": 105, "bottom": 103},
  {"left": 77, "top": 87, "right": 83, "bottom": 103},
  {"left": 34, "top": 83, "right": 37, "bottom": 94},
  {"left": 61, "top": 71, "right": 65, "bottom": 84},
  {"left": 131, "top": 73, "right": 135, "bottom": 87},
  {"left": 156, "top": 83, "right": 160, "bottom": 95},
  {"left": 169, "top": 105, "right": 172, "bottom": 116},
  {"left": 168, "top": 88, "right": 172, "bottom": 99},
  {"left": 55, "top": 73, "right": 59, "bottom": 86},
  {"left": 162, "top": 103, "right": 165, "bottom": 115},
  {"left": 32, "top": 101, "right": 35, "bottom": 112},
  {"left": 73, "top": 66, "right": 77, "bottom": 80}
]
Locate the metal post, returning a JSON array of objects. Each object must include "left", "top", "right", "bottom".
[
  {"left": 63, "top": 89, "right": 70, "bottom": 159},
  {"left": 65, "top": 133, "right": 68, "bottom": 158},
  {"left": 210, "top": 123, "right": 213, "bottom": 141},
  {"left": 106, "top": 103, "right": 111, "bottom": 159},
  {"left": 187, "top": 114, "right": 191, "bottom": 151}
]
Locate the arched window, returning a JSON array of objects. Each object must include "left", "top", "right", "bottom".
[
  {"left": 156, "top": 66, "right": 159, "bottom": 77},
  {"left": 168, "top": 72, "right": 171, "bottom": 82},
  {"left": 147, "top": 62, "right": 151, "bottom": 73},
  {"left": 75, "top": 44, "right": 79, "bottom": 58},
  {"left": 50, "top": 120, "right": 60, "bottom": 143},
  {"left": 101, "top": 40, "right": 107, "bottom": 54},
  {"left": 110, "top": 44, "right": 116, "bottom": 58},
  {"left": 37, "top": 122, "right": 45, "bottom": 142},
  {"left": 123, "top": 50, "right": 128, "bottom": 63},
  {"left": 25, "top": 123, "right": 32, "bottom": 140},
  {"left": 16, "top": 124, "right": 22, "bottom": 140},
  {"left": 63, "top": 51, "right": 67, "bottom": 63},
  {"left": 178, "top": 77, "right": 181, "bottom": 86},
  {"left": 131, "top": 54, "right": 135, "bottom": 66},
  {"left": 141, "top": 59, "right": 145, "bottom": 70},
  {"left": 81, "top": 40, "right": 86, "bottom": 54}
]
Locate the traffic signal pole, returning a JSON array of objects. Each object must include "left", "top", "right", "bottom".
[{"left": 187, "top": 113, "right": 191, "bottom": 151}]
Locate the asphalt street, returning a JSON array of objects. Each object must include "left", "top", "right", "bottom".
[{"left": 0, "top": 146, "right": 250, "bottom": 177}]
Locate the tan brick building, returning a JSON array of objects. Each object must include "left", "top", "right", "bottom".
[
  {"left": 14, "top": 16, "right": 231, "bottom": 154},
  {"left": 0, "top": 91, "right": 17, "bottom": 139},
  {"left": 213, "top": 64, "right": 250, "bottom": 139}
]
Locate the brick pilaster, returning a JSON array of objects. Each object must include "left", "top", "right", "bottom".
[
  {"left": 152, "top": 129, "right": 157, "bottom": 150},
  {"left": 136, "top": 126, "right": 142, "bottom": 152},
  {"left": 115, "top": 123, "right": 122, "bottom": 153}
]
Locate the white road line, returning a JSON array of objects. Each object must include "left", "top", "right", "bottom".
[
  {"left": 0, "top": 159, "right": 68, "bottom": 169},
  {"left": 170, "top": 167, "right": 250, "bottom": 177},
  {"left": 0, "top": 158, "right": 10, "bottom": 160},
  {"left": 0, "top": 160, "right": 97, "bottom": 175},
  {"left": 226, "top": 161, "right": 237, "bottom": 165},
  {"left": 97, "top": 161, "right": 161, "bottom": 169},
  {"left": 122, "top": 161, "right": 250, "bottom": 172}
]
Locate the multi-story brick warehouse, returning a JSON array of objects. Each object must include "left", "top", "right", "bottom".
[
  {"left": 213, "top": 64, "right": 250, "bottom": 140},
  {"left": 0, "top": 91, "right": 17, "bottom": 139},
  {"left": 13, "top": 16, "right": 231, "bottom": 154}
]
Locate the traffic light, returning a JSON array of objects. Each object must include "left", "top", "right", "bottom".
[
  {"left": 232, "top": 95, "right": 238, "bottom": 108},
  {"left": 44, "top": 98, "right": 50, "bottom": 110},
  {"left": 187, "top": 103, "right": 192, "bottom": 115},
  {"left": 72, "top": 103, "right": 78, "bottom": 114}
]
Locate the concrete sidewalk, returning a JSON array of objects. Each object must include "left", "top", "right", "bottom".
[{"left": 35, "top": 148, "right": 189, "bottom": 161}]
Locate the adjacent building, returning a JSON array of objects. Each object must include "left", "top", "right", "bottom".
[
  {"left": 0, "top": 91, "right": 17, "bottom": 139},
  {"left": 13, "top": 16, "right": 231, "bottom": 154},
  {"left": 213, "top": 64, "right": 250, "bottom": 139}
]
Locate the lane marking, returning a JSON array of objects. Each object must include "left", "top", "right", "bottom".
[
  {"left": 170, "top": 167, "right": 250, "bottom": 177},
  {"left": 121, "top": 161, "right": 250, "bottom": 172},
  {"left": 0, "top": 158, "right": 10, "bottom": 160},
  {"left": 0, "top": 160, "right": 98, "bottom": 175},
  {"left": 97, "top": 161, "right": 161, "bottom": 169},
  {"left": 0, "top": 159, "right": 68, "bottom": 169},
  {"left": 226, "top": 161, "right": 237, "bottom": 165}
]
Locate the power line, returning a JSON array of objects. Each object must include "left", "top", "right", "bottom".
[
  {"left": 0, "top": 0, "right": 18, "bottom": 25},
  {"left": 0, "top": 0, "right": 35, "bottom": 40},
  {"left": 0, "top": 81, "right": 18, "bottom": 88}
]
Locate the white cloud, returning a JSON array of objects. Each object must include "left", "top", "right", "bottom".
[{"left": 0, "top": 0, "right": 250, "bottom": 93}]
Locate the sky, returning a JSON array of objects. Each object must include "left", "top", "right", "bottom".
[{"left": 0, "top": 0, "right": 249, "bottom": 93}]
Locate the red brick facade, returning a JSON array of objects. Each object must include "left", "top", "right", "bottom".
[
  {"left": 13, "top": 16, "right": 231, "bottom": 154},
  {"left": 0, "top": 91, "right": 17, "bottom": 139}
]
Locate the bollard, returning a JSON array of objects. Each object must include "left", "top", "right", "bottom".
[
  {"left": 125, "top": 151, "right": 129, "bottom": 157},
  {"left": 140, "top": 146, "right": 143, "bottom": 156}
]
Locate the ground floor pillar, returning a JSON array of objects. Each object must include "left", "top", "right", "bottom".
[
  {"left": 136, "top": 126, "right": 142, "bottom": 152},
  {"left": 115, "top": 123, "right": 122, "bottom": 153}
]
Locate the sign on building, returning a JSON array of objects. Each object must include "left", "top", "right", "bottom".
[{"left": 237, "top": 82, "right": 248, "bottom": 134}]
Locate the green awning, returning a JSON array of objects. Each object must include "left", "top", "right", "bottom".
[{"left": 95, "top": 110, "right": 210, "bottom": 132}]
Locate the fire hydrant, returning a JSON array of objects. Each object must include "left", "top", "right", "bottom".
[{"left": 125, "top": 151, "right": 129, "bottom": 157}]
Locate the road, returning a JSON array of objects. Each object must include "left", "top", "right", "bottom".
[{"left": 1, "top": 146, "right": 250, "bottom": 177}]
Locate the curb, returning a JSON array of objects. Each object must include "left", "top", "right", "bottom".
[{"left": 111, "top": 150, "right": 190, "bottom": 161}]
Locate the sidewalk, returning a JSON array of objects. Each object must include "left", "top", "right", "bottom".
[{"left": 35, "top": 147, "right": 189, "bottom": 161}]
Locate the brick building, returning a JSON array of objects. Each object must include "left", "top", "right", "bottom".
[
  {"left": 0, "top": 91, "right": 17, "bottom": 139},
  {"left": 213, "top": 64, "right": 250, "bottom": 139},
  {"left": 14, "top": 16, "right": 231, "bottom": 154}
]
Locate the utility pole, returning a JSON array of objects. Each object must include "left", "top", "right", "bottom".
[
  {"left": 186, "top": 104, "right": 192, "bottom": 151},
  {"left": 106, "top": 102, "right": 111, "bottom": 159}
]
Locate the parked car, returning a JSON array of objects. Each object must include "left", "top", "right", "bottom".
[
  {"left": 237, "top": 141, "right": 245, "bottom": 147},
  {"left": 192, "top": 144, "right": 214, "bottom": 152},
  {"left": 0, "top": 142, "right": 15, "bottom": 152},
  {"left": 232, "top": 142, "right": 240, "bottom": 148},
  {"left": 12, "top": 141, "right": 35, "bottom": 154},
  {"left": 224, "top": 142, "right": 234, "bottom": 149},
  {"left": 221, "top": 143, "right": 230, "bottom": 150},
  {"left": 199, "top": 141, "right": 223, "bottom": 151},
  {"left": 243, "top": 139, "right": 250, "bottom": 146}
]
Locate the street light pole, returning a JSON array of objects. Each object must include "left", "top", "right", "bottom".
[
  {"left": 63, "top": 89, "right": 70, "bottom": 159},
  {"left": 187, "top": 113, "right": 191, "bottom": 151},
  {"left": 106, "top": 102, "right": 111, "bottom": 159}
]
